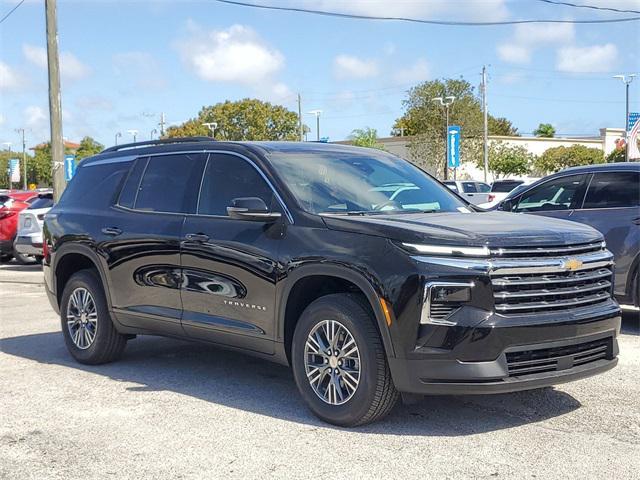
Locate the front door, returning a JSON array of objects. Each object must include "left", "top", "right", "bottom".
[
  {"left": 568, "top": 171, "right": 640, "bottom": 300},
  {"left": 180, "top": 153, "right": 284, "bottom": 354},
  {"left": 512, "top": 173, "right": 588, "bottom": 222}
]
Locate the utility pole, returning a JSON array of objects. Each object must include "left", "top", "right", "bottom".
[
  {"left": 297, "top": 93, "right": 303, "bottom": 142},
  {"left": 45, "top": 0, "right": 66, "bottom": 201},
  {"left": 15, "top": 129, "right": 27, "bottom": 189},
  {"left": 159, "top": 112, "right": 166, "bottom": 137},
  {"left": 482, "top": 65, "right": 489, "bottom": 182},
  {"left": 613, "top": 74, "right": 636, "bottom": 162}
]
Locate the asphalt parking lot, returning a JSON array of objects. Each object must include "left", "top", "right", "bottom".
[{"left": 1, "top": 262, "right": 639, "bottom": 480}]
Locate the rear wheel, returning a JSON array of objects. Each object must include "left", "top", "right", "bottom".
[
  {"left": 60, "top": 270, "right": 127, "bottom": 364},
  {"left": 291, "top": 293, "right": 399, "bottom": 427}
]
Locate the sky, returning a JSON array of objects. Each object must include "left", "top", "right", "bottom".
[{"left": 1, "top": 0, "right": 639, "bottom": 150}]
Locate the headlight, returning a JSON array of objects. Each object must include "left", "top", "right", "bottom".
[
  {"left": 403, "top": 243, "right": 490, "bottom": 257},
  {"left": 421, "top": 281, "right": 474, "bottom": 325}
]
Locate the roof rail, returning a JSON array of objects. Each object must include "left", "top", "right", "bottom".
[{"left": 101, "top": 137, "right": 215, "bottom": 154}]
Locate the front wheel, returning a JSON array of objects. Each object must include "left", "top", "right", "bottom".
[{"left": 291, "top": 294, "right": 399, "bottom": 427}]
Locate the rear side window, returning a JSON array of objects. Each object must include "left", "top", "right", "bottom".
[
  {"left": 58, "top": 160, "right": 131, "bottom": 209},
  {"left": 198, "top": 154, "right": 274, "bottom": 216},
  {"left": 118, "top": 157, "right": 148, "bottom": 208},
  {"left": 462, "top": 182, "right": 478, "bottom": 193},
  {"left": 134, "top": 153, "right": 207, "bottom": 214},
  {"left": 444, "top": 182, "right": 458, "bottom": 193},
  {"left": 583, "top": 172, "right": 640, "bottom": 209},
  {"left": 28, "top": 196, "right": 54, "bottom": 209},
  {"left": 476, "top": 182, "right": 490, "bottom": 193}
]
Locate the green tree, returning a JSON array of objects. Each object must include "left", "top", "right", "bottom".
[
  {"left": 76, "top": 136, "right": 104, "bottom": 161},
  {"left": 535, "top": 144, "right": 604, "bottom": 174},
  {"left": 489, "top": 117, "right": 519, "bottom": 136},
  {"left": 533, "top": 123, "right": 556, "bottom": 138},
  {"left": 166, "top": 98, "right": 301, "bottom": 141},
  {"left": 394, "top": 78, "right": 518, "bottom": 178},
  {"left": 349, "top": 127, "right": 385, "bottom": 150},
  {"left": 27, "top": 143, "right": 75, "bottom": 187},
  {"left": 478, "top": 142, "right": 533, "bottom": 178}
]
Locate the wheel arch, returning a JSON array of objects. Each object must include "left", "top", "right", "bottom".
[
  {"left": 278, "top": 264, "right": 396, "bottom": 365},
  {"left": 53, "top": 243, "right": 113, "bottom": 312}
]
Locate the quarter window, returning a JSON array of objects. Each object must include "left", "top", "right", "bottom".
[
  {"left": 118, "top": 157, "right": 148, "bottom": 209},
  {"left": 515, "top": 174, "right": 584, "bottom": 212},
  {"left": 134, "top": 153, "right": 207, "bottom": 214},
  {"left": 198, "top": 154, "right": 274, "bottom": 216},
  {"left": 583, "top": 172, "right": 640, "bottom": 209}
]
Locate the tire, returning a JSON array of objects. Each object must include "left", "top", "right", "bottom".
[
  {"left": 60, "top": 269, "right": 127, "bottom": 365},
  {"left": 291, "top": 293, "right": 399, "bottom": 427},
  {"left": 12, "top": 248, "right": 36, "bottom": 265},
  {"left": 0, "top": 253, "right": 12, "bottom": 263}
]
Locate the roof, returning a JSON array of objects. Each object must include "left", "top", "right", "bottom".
[{"left": 560, "top": 162, "right": 640, "bottom": 174}]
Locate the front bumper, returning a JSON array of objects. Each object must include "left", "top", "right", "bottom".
[
  {"left": 14, "top": 234, "right": 43, "bottom": 256},
  {"left": 389, "top": 302, "right": 621, "bottom": 395}
]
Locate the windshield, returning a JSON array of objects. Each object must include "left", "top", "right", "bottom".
[{"left": 268, "top": 149, "right": 466, "bottom": 215}]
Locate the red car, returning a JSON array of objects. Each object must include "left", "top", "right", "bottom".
[{"left": 0, "top": 191, "right": 39, "bottom": 263}]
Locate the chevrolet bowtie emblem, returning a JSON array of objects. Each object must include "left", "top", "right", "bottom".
[{"left": 563, "top": 258, "right": 583, "bottom": 271}]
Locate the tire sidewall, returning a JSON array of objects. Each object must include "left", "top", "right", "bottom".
[
  {"left": 291, "top": 297, "right": 383, "bottom": 426},
  {"left": 60, "top": 270, "right": 109, "bottom": 363}
]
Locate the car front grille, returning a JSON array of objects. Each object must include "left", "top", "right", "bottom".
[
  {"left": 489, "top": 242, "right": 614, "bottom": 315},
  {"left": 506, "top": 337, "right": 613, "bottom": 377}
]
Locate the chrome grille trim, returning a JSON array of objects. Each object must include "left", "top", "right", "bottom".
[
  {"left": 490, "top": 241, "right": 605, "bottom": 257},
  {"left": 493, "top": 280, "right": 611, "bottom": 299},
  {"left": 494, "top": 291, "right": 610, "bottom": 313},
  {"left": 491, "top": 268, "right": 612, "bottom": 287}
]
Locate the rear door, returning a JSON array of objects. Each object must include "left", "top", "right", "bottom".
[
  {"left": 512, "top": 173, "right": 588, "bottom": 222},
  {"left": 568, "top": 171, "right": 640, "bottom": 300},
  {"left": 462, "top": 181, "right": 490, "bottom": 204},
  {"left": 107, "top": 153, "right": 206, "bottom": 335},
  {"left": 179, "top": 152, "right": 284, "bottom": 354}
]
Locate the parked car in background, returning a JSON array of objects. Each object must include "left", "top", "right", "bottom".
[
  {"left": 14, "top": 192, "right": 54, "bottom": 263},
  {"left": 478, "top": 179, "right": 538, "bottom": 209},
  {"left": 497, "top": 162, "right": 640, "bottom": 307},
  {"left": 443, "top": 180, "right": 491, "bottom": 204},
  {"left": 0, "top": 191, "right": 39, "bottom": 262}
]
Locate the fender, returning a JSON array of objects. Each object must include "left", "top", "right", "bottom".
[
  {"left": 52, "top": 241, "right": 115, "bottom": 313},
  {"left": 276, "top": 263, "right": 397, "bottom": 359}
]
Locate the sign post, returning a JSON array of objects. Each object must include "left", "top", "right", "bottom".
[
  {"left": 447, "top": 126, "right": 461, "bottom": 180},
  {"left": 64, "top": 154, "right": 77, "bottom": 182},
  {"left": 9, "top": 158, "right": 20, "bottom": 185}
]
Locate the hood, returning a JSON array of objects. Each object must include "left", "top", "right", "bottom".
[{"left": 322, "top": 211, "right": 603, "bottom": 247}]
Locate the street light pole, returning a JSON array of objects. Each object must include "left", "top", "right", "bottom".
[
  {"left": 202, "top": 122, "right": 218, "bottom": 138},
  {"left": 613, "top": 74, "right": 636, "bottom": 162},
  {"left": 2, "top": 143, "right": 11, "bottom": 189},
  {"left": 127, "top": 130, "right": 138, "bottom": 143},
  {"left": 115, "top": 132, "right": 122, "bottom": 145},
  {"left": 308, "top": 110, "right": 322, "bottom": 141},
  {"left": 432, "top": 96, "right": 456, "bottom": 180}
]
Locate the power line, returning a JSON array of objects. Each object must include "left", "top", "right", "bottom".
[
  {"left": 0, "top": 0, "right": 25, "bottom": 24},
  {"left": 213, "top": 0, "right": 640, "bottom": 24},
  {"left": 536, "top": 0, "right": 640, "bottom": 15}
]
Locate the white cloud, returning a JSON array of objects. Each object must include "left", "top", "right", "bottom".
[
  {"left": 497, "top": 44, "right": 531, "bottom": 64},
  {"left": 25, "top": 106, "right": 46, "bottom": 129},
  {"left": 394, "top": 58, "right": 430, "bottom": 83},
  {"left": 23, "top": 44, "right": 91, "bottom": 80},
  {"left": 514, "top": 23, "right": 574, "bottom": 46},
  {"left": 556, "top": 43, "right": 619, "bottom": 73},
  {"left": 497, "top": 23, "right": 574, "bottom": 65},
  {"left": 112, "top": 51, "right": 167, "bottom": 90},
  {"left": 176, "top": 24, "right": 284, "bottom": 85},
  {"left": 0, "top": 61, "right": 22, "bottom": 91},
  {"left": 334, "top": 54, "right": 379, "bottom": 79}
]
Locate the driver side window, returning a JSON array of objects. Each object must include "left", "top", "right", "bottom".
[{"left": 514, "top": 174, "right": 584, "bottom": 212}]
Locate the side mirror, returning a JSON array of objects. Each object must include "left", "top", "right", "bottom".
[{"left": 226, "top": 197, "right": 282, "bottom": 222}]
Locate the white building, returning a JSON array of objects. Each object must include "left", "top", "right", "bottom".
[{"left": 336, "top": 127, "right": 626, "bottom": 182}]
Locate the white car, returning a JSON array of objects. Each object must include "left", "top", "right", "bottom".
[
  {"left": 478, "top": 179, "right": 538, "bottom": 209},
  {"left": 14, "top": 192, "right": 54, "bottom": 263},
  {"left": 443, "top": 180, "right": 492, "bottom": 205}
]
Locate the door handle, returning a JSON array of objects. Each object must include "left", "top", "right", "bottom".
[
  {"left": 185, "top": 233, "right": 210, "bottom": 242},
  {"left": 101, "top": 227, "right": 122, "bottom": 236}
]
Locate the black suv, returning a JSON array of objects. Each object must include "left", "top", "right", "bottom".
[{"left": 43, "top": 138, "right": 621, "bottom": 426}]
